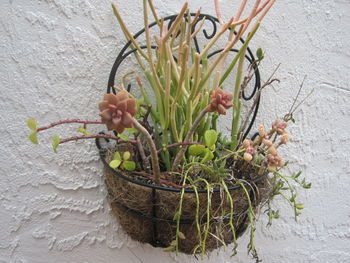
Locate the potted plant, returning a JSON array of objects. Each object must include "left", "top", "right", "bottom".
[{"left": 27, "top": 0, "right": 311, "bottom": 260}]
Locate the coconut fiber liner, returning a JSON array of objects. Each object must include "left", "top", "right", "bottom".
[{"left": 101, "top": 144, "right": 271, "bottom": 254}]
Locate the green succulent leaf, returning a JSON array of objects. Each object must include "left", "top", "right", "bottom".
[
  {"left": 163, "top": 246, "right": 175, "bottom": 252},
  {"left": 188, "top": 145, "right": 206, "bottom": 156},
  {"left": 27, "top": 119, "right": 37, "bottom": 131},
  {"left": 109, "top": 159, "right": 122, "bottom": 169},
  {"left": 114, "top": 152, "right": 121, "bottom": 161},
  {"left": 201, "top": 149, "right": 214, "bottom": 163},
  {"left": 122, "top": 161, "right": 136, "bottom": 171},
  {"left": 256, "top": 48, "right": 264, "bottom": 61},
  {"left": 123, "top": 151, "right": 131, "bottom": 161},
  {"left": 295, "top": 203, "right": 304, "bottom": 210},
  {"left": 52, "top": 135, "right": 60, "bottom": 153},
  {"left": 303, "top": 182, "right": 312, "bottom": 189},
  {"left": 28, "top": 132, "right": 38, "bottom": 144},
  {"left": 125, "top": 128, "right": 138, "bottom": 134},
  {"left": 173, "top": 211, "right": 180, "bottom": 221},
  {"left": 178, "top": 231, "right": 186, "bottom": 240},
  {"left": 204, "top": 130, "right": 217, "bottom": 148},
  {"left": 77, "top": 127, "right": 91, "bottom": 136},
  {"left": 118, "top": 133, "right": 129, "bottom": 141}
]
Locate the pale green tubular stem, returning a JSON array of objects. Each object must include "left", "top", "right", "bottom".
[
  {"left": 112, "top": 3, "right": 149, "bottom": 63},
  {"left": 132, "top": 118, "right": 161, "bottom": 184},
  {"left": 230, "top": 45, "right": 246, "bottom": 150},
  {"left": 219, "top": 23, "right": 260, "bottom": 86}
]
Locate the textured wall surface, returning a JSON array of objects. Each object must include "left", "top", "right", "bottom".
[{"left": 1, "top": 0, "right": 349, "bottom": 262}]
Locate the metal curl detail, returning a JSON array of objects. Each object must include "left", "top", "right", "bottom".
[{"left": 201, "top": 15, "right": 217, "bottom": 39}]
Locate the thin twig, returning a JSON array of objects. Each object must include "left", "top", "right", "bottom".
[
  {"left": 58, "top": 134, "right": 137, "bottom": 145},
  {"left": 132, "top": 118, "right": 161, "bottom": 184},
  {"left": 126, "top": 171, "right": 188, "bottom": 189},
  {"left": 37, "top": 119, "right": 103, "bottom": 132}
]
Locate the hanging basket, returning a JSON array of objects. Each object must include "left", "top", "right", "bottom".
[
  {"left": 98, "top": 13, "right": 269, "bottom": 254},
  {"left": 96, "top": 140, "right": 271, "bottom": 254}
]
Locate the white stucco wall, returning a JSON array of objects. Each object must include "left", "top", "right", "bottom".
[{"left": 1, "top": 0, "right": 349, "bottom": 262}]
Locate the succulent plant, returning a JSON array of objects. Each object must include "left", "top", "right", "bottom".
[
  {"left": 99, "top": 91, "right": 137, "bottom": 133},
  {"left": 207, "top": 88, "right": 233, "bottom": 115}
]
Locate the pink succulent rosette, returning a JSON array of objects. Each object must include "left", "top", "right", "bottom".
[
  {"left": 207, "top": 88, "right": 233, "bottom": 115},
  {"left": 99, "top": 90, "right": 137, "bottom": 133},
  {"left": 272, "top": 119, "right": 288, "bottom": 135}
]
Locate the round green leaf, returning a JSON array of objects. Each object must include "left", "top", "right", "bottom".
[
  {"left": 118, "top": 133, "right": 129, "bottom": 141},
  {"left": 209, "top": 144, "right": 216, "bottom": 151},
  {"left": 204, "top": 130, "right": 217, "bottom": 147},
  {"left": 77, "top": 127, "right": 91, "bottom": 136},
  {"left": 123, "top": 151, "right": 131, "bottom": 161},
  {"left": 28, "top": 132, "right": 38, "bottom": 144},
  {"left": 114, "top": 152, "right": 121, "bottom": 161},
  {"left": 125, "top": 128, "right": 137, "bottom": 134},
  {"left": 188, "top": 145, "right": 206, "bottom": 156},
  {"left": 109, "top": 159, "right": 122, "bottom": 169},
  {"left": 52, "top": 135, "right": 60, "bottom": 153},
  {"left": 256, "top": 48, "right": 264, "bottom": 61},
  {"left": 27, "top": 119, "right": 37, "bottom": 131},
  {"left": 201, "top": 149, "right": 214, "bottom": 163},
  {"left": 122, "top": 161, "right": 136, "bottom": 171}
]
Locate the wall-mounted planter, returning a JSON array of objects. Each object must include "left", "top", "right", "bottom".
[
  {"left": 96, "top": 13, "right": 269, "bottom": 254},
  {"left": 97, "top": 141, "right": 270, "bottom": 253}
]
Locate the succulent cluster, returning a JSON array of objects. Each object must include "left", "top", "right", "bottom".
[
  {"left": 241, "top": 120, "right": 289, "bottom": 172},
  {"left": 207, "top": 88, "right": 233, "bottom": 115}
]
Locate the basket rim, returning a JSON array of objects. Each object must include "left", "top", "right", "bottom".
[{"left": 96, "top": 137, "right": 268, "bottom": 193}]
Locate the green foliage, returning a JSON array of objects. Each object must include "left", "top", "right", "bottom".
[
  {"left": 52, "top": 135, "right": 60, "bottom": 153},
  {"left": 27, "top": 119, "right": 38, "bottom": 144},
  {"left": 110, "top": 159, "right": 122, "bottom": 169},
  {"left": 77, "top": 127, "right": 91, "bottom": 136},
  {"left": 256, "top": 47, "right": 264, "bottom": 61},
  {"left": 28, "top": 132, "right": 38, "bottom": 144},
  {"left": 123, "top": 151, "right": 131, "bottom": 160},
  {"left": 122, "top": 161, "right": 136, "bottom": 171},
  {"left": 125, "top": 128, "right": 138, "bottom": 134},
  {"left": 109, "top": 151, "right": 136, "bottom": 171},
  {"left": 117, "top": 133, "right": 129, "bottom": 141},
  {"left": 188, "top": 145, "right": 206, "bottom": 156},
  {"left": 27, "top": 119, "right": 37, "bottom": 131},
  {"left": 188, "top": 130, "right": 218, "bottom": 163},
  {"left": 200, "top": 149, "right": 214, "bottom": 164},
  {"left": 204, "top": 129, "right": 217, "bottom": 149},
  {"left": 114, "top": 152, "right": 121, "bottom": 161}
]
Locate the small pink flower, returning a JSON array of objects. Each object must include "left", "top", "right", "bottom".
[
  {"left": 207, "top": 88, "right": 233, "bottom": 115},
  {"left": 244, "top": 152, "right": 253, "bottom": 162},
  {"left": 241, "top": 139, "right": 256, "bottom": 162},
  {"left": 272, "top": 119, "right": 288, "bottom": 135},
  {"left": 246, "top": 146, "right": 255, "bottom": 155},
  {"left": 280, "top": 132, "right": 289, "bottom": 144},
  {"left": 99, "top": 90, "right": 137, "bottom": 133},
  {"left": 258, "top": 125, "right": 266, "bottom": 137},
  {"left": 267, "top": 153, "right": 283, "bottom": 167}
]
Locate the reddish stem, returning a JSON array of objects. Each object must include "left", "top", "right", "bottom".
[
  {"left": 129, "top": 171, "right": 188, "bottom": 189},
  {"left": 37, "top": 119, "right": 103, "bottom": 132},
  {"left": 156, "top": 142, "right": 204, "bottom": 154},
  {"left": 58, "top": 134, "right": 137, "bottom": 145}
]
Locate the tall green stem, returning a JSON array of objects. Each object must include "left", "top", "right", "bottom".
[{"left": 230, "top": 45, "right": 246, "bottom": 150}]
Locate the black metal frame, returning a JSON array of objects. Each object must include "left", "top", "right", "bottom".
[{"left": 98, "top": 13, "right": 264, "bottom": 248}]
